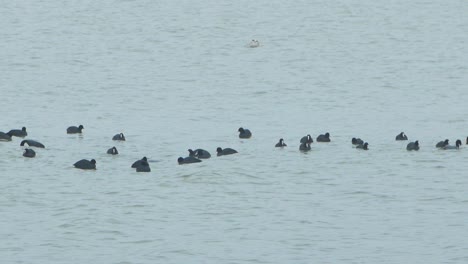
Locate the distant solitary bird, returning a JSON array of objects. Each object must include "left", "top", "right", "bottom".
[
  {"left": 249, "top": 39, "right": 260, "bottom": 48},
  {"left": 67, "top": 125, "right": 84, "bottom": 134}
]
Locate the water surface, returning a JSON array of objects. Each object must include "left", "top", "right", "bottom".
[{"left": 1, "top": 0, "right": 468, "bottom": 263}]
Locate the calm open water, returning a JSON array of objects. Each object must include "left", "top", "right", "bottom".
[{"left": 1, "top": 0, "right": 468, "bottom": 263}]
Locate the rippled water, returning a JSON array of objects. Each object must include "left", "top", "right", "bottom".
[{"left": 1, "top": 0, "right": 468, "bottom": 263}]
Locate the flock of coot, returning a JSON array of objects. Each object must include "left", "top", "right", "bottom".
[{"left": 1, "top": 126, "right": 466, "bottom": 172}]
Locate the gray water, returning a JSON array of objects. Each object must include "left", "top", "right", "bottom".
[{"left": 1, "top": 0, "right": 468, "bottom": 263}]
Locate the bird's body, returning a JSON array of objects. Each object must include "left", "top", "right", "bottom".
[
  {"left": 406, "top": 141, "right": 420, "bottom": 151},
  {"left": 20, "top": 140, "right": 45, "bottom": 148},
  {"left": 23, "top": 148, "right": 36, "bottom": 158},
  {"left": 8, "top": 127, "right": 27, "bottom": 137},
  {"left": 74, "top": 159, "right": 96, "bottom": 170},
  {"left": 107, "top": 147, "right": 118, "bottom": 155},
  {"left": 67, "top": 125, "right": 84, "bottom": 134},
  {"left": 217, "top": 147, "right": 238, "bottom": 156}
]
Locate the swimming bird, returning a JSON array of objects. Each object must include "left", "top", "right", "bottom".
[
  {"left": 195, "top": 149, "right": 211, "bottom": 159},
  {"left": 249, "top": 39, "right": 259, "bottom": 48},
  {"left": 300, "top": 134, "right": 313, "bottom": 144},
  {"left": 67, "top": 125, "right": 84, "bottom": 134},
  {"left": 107, "top": 146, "right": 118, "bottom": 155},
  {"left": 8, "top": 127, "right": 27, "bottom": 137},
  {"left": 178, "top": 156, "right": 202, "bottom": 165},
  {"left": 135, "top": 160, "right": 151, "bottom": 172},
  {"left": 435, "top": 139, "right": 449, "bottom": 148},
  {"left": 395, "top": 132, "right": 408, "bottom": 141},
  {"left": 217, "top": 147, "right": 238, "bottom": 156},
  {"left": 131, "top": 157, "right": 148, "bottom": 168},
  {"left": 406, "top": 140, "right": 420, "bottom": 151},
  {"left": 112, "top": 133, "right": 125, "bottom": 141},
  {"left": 275, "top": 138, "right": 287, "bottom": 147},
  {"left": 20, "top": 140, "right": 45, "bottom": 148},
  {"left": 188, "top": 149, "right": 211, "bottom": 159},
  {"left": 316, "top": 132, "right": 331, "bottom": 142},
  {"left": 0, "top": 132, "right": 12, "bottom": 141},
  {"left": 73, "top": 159, "right": 96, "bottom": 170},
  {"left": 356, "top": 142, "right": 369, "bottom": 150},
  {"left": 238, "top": 127, "right": 252, "bottom": 138},
  {"left": 299, "top": 142, "right": 311, "bottom": 151},
  {"left": 443, "top": 139, "right": 462, "bottom": 150},
  {"left": 23, "top": 148, "right": 36, "bottom": 158},
  {"left": 352, "top": 138, "right": 364, "bottom": 145}
]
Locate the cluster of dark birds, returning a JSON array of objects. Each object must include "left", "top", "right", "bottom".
[
  {"left": 1, "top": 126, "right": 466, "bottom": 172},
  {"left": 294, "top": 131, "right": 464, "bottom": 152},
  {"left": 391, "top": 132, "right": 463, "bottom": 151},
  {"left": 0, "top": 125, "right": 245, "bottom": 172}
]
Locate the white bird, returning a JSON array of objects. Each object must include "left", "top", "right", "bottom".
[{"left": 249, "top": 39, "right": 259, "bottom": 48}]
